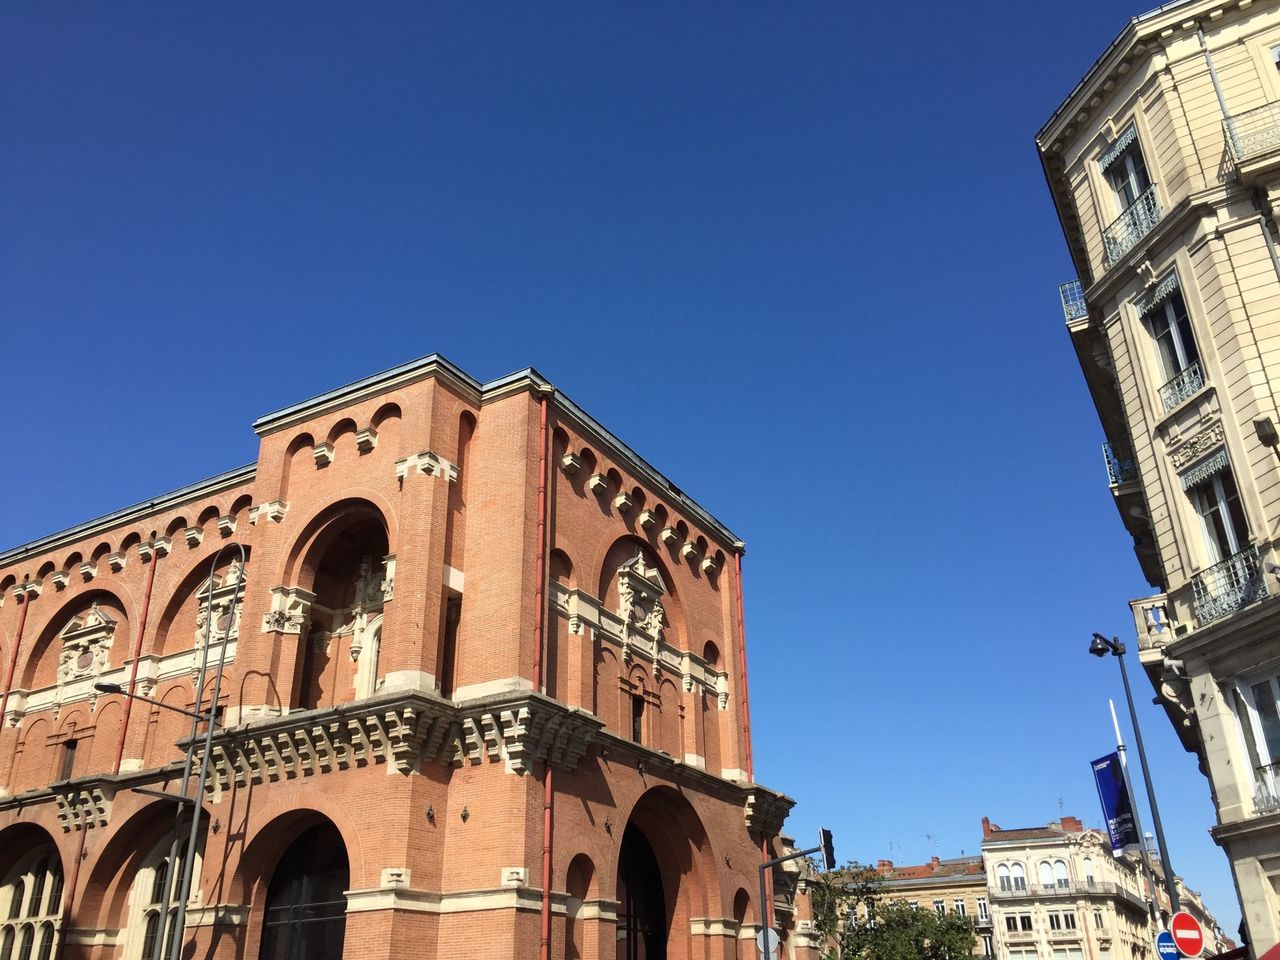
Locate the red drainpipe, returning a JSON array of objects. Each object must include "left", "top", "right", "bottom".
[
  {"left": 113, "top": 540, "right": 160, "bottom": 773},
  {"left": 0, "top": 584, "right": 33, "bottom": 726},
  {"left": 531, "top": 389, "right": 554, "bottom": 960},
  {"left": 734, "top": 550, "right": 754, "bottom": 782}
]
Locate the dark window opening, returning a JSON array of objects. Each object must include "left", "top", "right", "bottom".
[
  {"left": 440, "top": 594, "right": 461, "bottom": 699},
  {"left": 58, "top": 741, "right": 77, "bottom": 782},
  {"left": 258, "top": 822, "right": 349, "bottom": 960},
  {"left": 630, "top": 695, "right": 644, "bottom": 744}
]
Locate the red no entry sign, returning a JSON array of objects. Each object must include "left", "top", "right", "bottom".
[{"left": 1170, "top": 911, "right": 1205, "bottom": 958}]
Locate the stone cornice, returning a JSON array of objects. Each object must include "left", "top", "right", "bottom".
[
  {"left": 194, "top": 689, "right": 606, "bottom": 799},
  {"left": 0, "top": 762, "right": 187, "bottom": 830}
]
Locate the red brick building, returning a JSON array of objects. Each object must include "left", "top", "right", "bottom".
[{"left": 0, "top": 356, "right": 801, "bottom": 960}]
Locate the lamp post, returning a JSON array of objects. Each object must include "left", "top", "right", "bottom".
[
  {"left": 1089, "top": 633, "right": 1181, "bottom": 916},
  {"left": 92, "top": 682, "right": 215, "bottom": 725}
]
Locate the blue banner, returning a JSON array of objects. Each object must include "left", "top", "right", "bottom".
[{"left": 1092, "top": 752, "right": 1141, "bottom": 855}]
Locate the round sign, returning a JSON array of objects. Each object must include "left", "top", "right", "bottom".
[
  {"left": 1170, "top": 911, "right": 1206, "bottom": 958},
  {"left": 1155, "top": 930, "right": 1179, "bottom": 960},
  {"left": 755, "top": 928, "right": 780, "bottom": 957}
]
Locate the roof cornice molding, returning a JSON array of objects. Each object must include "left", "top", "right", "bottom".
[
  {"left": 0, "top": 465, "right": 256, "bottom": 569},
  {"left": 1038, "top": 0, "right": 1274, "bottom": 152}
]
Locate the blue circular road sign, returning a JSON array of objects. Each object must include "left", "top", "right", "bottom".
[{"left": 1156, "top": 930, "right": 1180, "bottom": 959}]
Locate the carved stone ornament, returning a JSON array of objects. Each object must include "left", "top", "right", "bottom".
[
  {"left": 57, "top": 604, "right": 117, "bottom": 687},
  {"left": 617, "top": 552, "right": 666, "bottom": 661},
  {"left": 1170, "top": 421, "right": 1225, "bottom": 471},
  {"left": 195, "top": 559, "right": 248, "bottom": 660},
  {"left": 262, "top": 585, "right": 315, "bottom": 635}
]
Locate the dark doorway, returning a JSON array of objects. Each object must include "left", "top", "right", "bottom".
[
  {"left": 616, "top": 823, "right": 666, "bottom": 960},
  {"left": 258, "top": 822, "right": 349, "bottom": 960}
]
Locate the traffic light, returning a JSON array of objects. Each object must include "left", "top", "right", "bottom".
[{"left": 820, "top": 828, "right": 836, "bottom": 871}]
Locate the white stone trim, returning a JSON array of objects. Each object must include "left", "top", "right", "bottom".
[
  {"left": 452, "top": 676, "right": 534, "bottom": 702},
  {"left": 444, "top": 565, "right": 465, "bottom": 593},
  {"left": 343, "top": 885, "right": 549, "bottom": 915},
  {"left": 184, "top": 905, "right": 249, "bottom": 928}
]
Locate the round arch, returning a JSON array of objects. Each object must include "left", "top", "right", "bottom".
[
  {"left": 281, "top": 495, "right": 398, "bottom": 589},
  {"left": 149, "top": 544, "right": 251, "bottom": 658},
  {"left": 19, "top": 589, "right": 133, "bottom": 690},
  {"left": 612, "top": 786, "right": 718, "bottom": 958}
]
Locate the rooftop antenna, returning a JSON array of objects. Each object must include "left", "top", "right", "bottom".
[{"left": 924, "top": 833, "right": 937, "bottom": 853}]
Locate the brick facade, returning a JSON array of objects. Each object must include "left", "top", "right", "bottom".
[{"left": 0, "top": 356, "right": 804, "bottom": 960}]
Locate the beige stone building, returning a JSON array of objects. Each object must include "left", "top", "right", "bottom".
[
  {"left": 1037, "top": 0, "right": 1280, "bottom": 954},
  {"left": 867, "top": 855, "right": 994, "bottom": 957},
  {"left": 982, "top": 816, "right": 1230, "bottom": 960}
]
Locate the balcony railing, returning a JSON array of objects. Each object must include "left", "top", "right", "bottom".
[
  {"left": 1060, "top": 280, "right": 1088, "bottom": 322},
  {"left": 1191, "top": 544, "right": 1268, "bottom": 625},
  {"left": 1158, "top": 360, "right": 1205, "bottom": 411},
  {"left": 1102, "top": 441, "right": 1137, "bottom": 486},
  {"left": 991, "top": 880, "right": 1145, "bottom": 913},
  {"left": 1103, "top": 185, "right": 1162, "bottom": 267},
  {"left": 1253, "top": 762, "right": 1280, "bottom": 816},
  {"left": 1226, "top": 102, "right": 1280, "bottom": 162}
]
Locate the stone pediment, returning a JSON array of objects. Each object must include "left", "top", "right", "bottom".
[
  {"left": 617, "top": 552, "right": 666, "bottom": 656},
  {"left": 58, "top": 604, "right": 117, "bottom": 686}
]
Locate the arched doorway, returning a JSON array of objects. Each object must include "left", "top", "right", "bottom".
[
  {"left": 617, "top": 824, "right": 666, "bottom": 960},
  {"left": 258, "top": 822, "right": 349, "bottom": 960}
]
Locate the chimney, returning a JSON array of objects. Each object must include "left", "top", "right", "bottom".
[
  {"left": 931, "top": 856, "right": 941, "bottom": 868},
  {"left": 877, "top": 859, "right": 894, "bottom": 872},
  {"left": 1061, "top": 816, "right": 1083, "bottom": 833},
  {"left": 982, "top": 817, "right": 993, "bottom": 839}
]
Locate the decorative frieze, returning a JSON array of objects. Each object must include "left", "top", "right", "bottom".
[
  {"left": 184, "top": 526, "right": 204, "bottom": 548},
  {"left": 561, "top": 453, "right": 582, "bottom": 475},
  {"left": 50, "top": 570, "right": 70, "bottom": 591},
  {"left": 613, "top": 492, "right": 633, "bottom": 513},
  {"left": 680, "top": 541, "right": 697, "bottom": 561},
  {"left": 313, "top": 442, "right": 335, "bottom": 467},
  {"left": 138, "top": 538, "right": 171, "bottom": 563},
  {"left": 78, "top": 561, "right": 97, "bottom": 582},
  {"left": 107, "top": 552, "right": 126, "bottom": 573},
  {"left": 1181, "top": 448, "right": 1230, "bottom": 491},
  {"left": 54, "top": 783, "right": 114, "bottom": 832},
  {"left": 355, "top": 428, "right": 378, "bottom": 453},
  {"left": 659, "top": 527, "right": 679, "bottom": 546},
  {"left": 248, "top": 500, "right": 287, "bottom": 525},
  {"left": 216, "top": 515, "right": 237, "bottom": 537},
  {"left": 587, "top": 473, "right": 608, "bottom": 495},
  {"left": 638, "top": 509, "right": 657, "bottom": 530},
  {"left": 1170, "top": 422, "right": 1225, "bottom": 470},
  {"left": 700, "top": 556, "right": 717, "bottom": 574}
]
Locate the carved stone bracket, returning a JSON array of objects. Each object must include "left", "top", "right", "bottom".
[
  {"left": 54, "top": 783, "right": 115, "bottom": 832},
  {"left": 261, "top": 586, "right": 315, "bottom": 635},
  {"left": 356, "top": 428, "right": 378, "bottom": 453},
  {"left": 395, "top": 451, "right": 459, "bottom": 483},
  {"left": 249, "top": 501, "right": 288, "bottom": 525},
  {"left": 743, "top": 787, "right": 794, "bottom": 838}
]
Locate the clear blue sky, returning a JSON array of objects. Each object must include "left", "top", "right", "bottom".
[{"left": 3, "top": 0, "right": 1241, "bottom": 936}]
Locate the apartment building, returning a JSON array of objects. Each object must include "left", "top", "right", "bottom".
[
  {"left": 1037, "top": 0, "right": 1280, "bottom": 953},
  {"left": 869, "top": 854, "right": 994, "bottom": 957},
  {"left": 983, "top": 816, "right": 1229, "bottom": 960},
  {"left": 0, "top": 355, "right": 803, "bottom": 960}
]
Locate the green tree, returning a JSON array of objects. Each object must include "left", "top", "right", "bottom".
[{"left": 810, "top": 863, "right": 977, "bottom": 960}]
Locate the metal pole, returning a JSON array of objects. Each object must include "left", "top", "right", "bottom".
[
  {"left": 758, "top": 859, "right": 771, "bottom": 956},
  {"left": 1113, "top": 642, "right": 1181, "bottom": 915},
  {"left": 166, "top": 543, "right": 244, "bottom": 960},
  {"left": 1110, "top": 699, "right": 1160, "bottom": 926}
]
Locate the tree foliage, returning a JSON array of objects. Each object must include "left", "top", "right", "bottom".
[{"left": 810, "top": 863, "right": 977, "bottom": 960}]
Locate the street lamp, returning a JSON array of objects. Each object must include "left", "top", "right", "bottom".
[
  {"left": 92, "top": 682, "right": 216, "bottom": 725},
  {"left": 1089, "top": 633, "right": 1181, "bottom": 915}
]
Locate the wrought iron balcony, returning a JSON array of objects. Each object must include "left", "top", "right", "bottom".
[
  {"left": 1158, "top": 360, "right": 1204, "bottom": 412},
  {"left": 1253, "top": 762, "right": 1280, "bottom": 816},
  {"left": 1060, "top": 280, "right": 1088, "bottom": 323},
  {"left": 1191, "top": 544, "right": 1268, "bottom": 625},
  {"left": 1103, "top": 185, "right": 1162, "bottom": 267},
  {"left": 1226, "top": 102, "right": 1280, "bottom": 162},
  {"left": 1102, "top": 441, "right": 1137, "bottom": 486}
]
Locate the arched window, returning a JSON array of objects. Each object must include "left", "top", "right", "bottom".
[
  {"left": 0, "top": 853, "right": 61, "bottom": 960},
  {"left": 1010, "top": 863, "right": 1026, "bottom": 892},
  {"left": 1053, "top": 860, "right": 1069, "bottom": 888},
  {"left": 259, "top": 823, "right": 349, "bottom": 960},
  {"left": 1083, "top": 857, "right": 1095, "bottom": 886},
  {"left": 1038, "top": 861, "right": 1054, "bottom": 890},
  {"left": 996, "top": 864, "right": 1010, "bottom": 892},
  {"left": 138, "top": 855, "right": 183, "bottom": 960}
]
